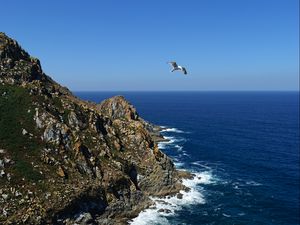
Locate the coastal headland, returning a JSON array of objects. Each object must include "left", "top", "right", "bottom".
[{"left": 0, "top": 32, "right": 193, "bottom": 224}]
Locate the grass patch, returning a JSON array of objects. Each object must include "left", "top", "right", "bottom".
[
  {"left": 62, "top": 109, "right": 70, "bottom": 123},
  {"left": 0, "top": 84, "right": 44, "bottom": 182},
  {"left": 52, "top": 96, "right": 63, "bottom": 109},
  {"left": 14, "top": 161, "right": 43, "bottom": 181}
]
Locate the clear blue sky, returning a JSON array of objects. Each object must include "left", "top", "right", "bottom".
[{"left": 1, "top": 0, "right": 299, "bottom": 91}]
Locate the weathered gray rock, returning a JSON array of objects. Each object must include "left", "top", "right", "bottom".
[
  {"left": 2, "top": 194, "right": 9, "bottom": 200},
  {"left": 43, "top": 124, "right": 59, "bottom": 142},
  {"left": 0, "top": 170, "right": 5, "bottom": 177},
  {"left": 0, "top": 160, "right": 4, "bottom": 168},
  {"left": 97, "top": 96, "right": 139, "bottom": 121},
  {"left": 68, "top": 111, "right": 80, "bottom": 129},
  {"left": 75, "top": 212, "right": 93, "bottom": 225},
  {"left": 22, "top": 128, "right": 28, "bottom": 135}
]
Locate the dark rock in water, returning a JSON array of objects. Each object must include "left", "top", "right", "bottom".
[
  {"left": 0, "top": 32, "right": 191, "bottom": 224},
  {"left": 177, "top": 193, "right": 183, "bottom": 199},
  {"left": 177, "top": 170, "right": 195, "bottom": 180},
  {"left": 157, "top": 208, "right": 172, "bottom": 214}
]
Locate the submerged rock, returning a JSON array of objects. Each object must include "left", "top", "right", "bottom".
[
  {"left": 176, "top": 193, "right": 183, "bottom": 199},
  {"left": 157, "top": 208, "right": 172, "bottom": 214}
]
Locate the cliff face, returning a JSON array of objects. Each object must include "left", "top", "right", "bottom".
[{"left": 0, "top": 33, "right": 184, "bottom": 224}]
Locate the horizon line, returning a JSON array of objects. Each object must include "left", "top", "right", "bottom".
[{"left": 72, "top": 90, "right": 300, "bottom": 92}]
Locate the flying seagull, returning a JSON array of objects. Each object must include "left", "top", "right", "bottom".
[{"left": 167, "top": 61, "right": 187, "bottom": 75}]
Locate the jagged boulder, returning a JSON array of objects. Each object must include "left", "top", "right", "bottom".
[
  {"left": 0, "top": 32, "right": 30, "bottom": 61},
  {"left": 97, "top": 96, "right": 139, "bottom": 121}
]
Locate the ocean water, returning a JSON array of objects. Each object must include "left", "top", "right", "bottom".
[{"left": 76, "top": 91, "right": 299, "bottom": 225}]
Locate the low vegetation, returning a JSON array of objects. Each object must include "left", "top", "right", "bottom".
[{"left": 0, "top": 84, "right": 43, "bottom": 182}]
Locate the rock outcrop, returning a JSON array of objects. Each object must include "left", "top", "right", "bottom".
[{"left": 0, "top": 32, "right": 186, "bottom": 224}]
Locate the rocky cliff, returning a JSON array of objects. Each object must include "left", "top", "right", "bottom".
[{"left": 0, "top": 32, "right": 188, "bottom": 224}]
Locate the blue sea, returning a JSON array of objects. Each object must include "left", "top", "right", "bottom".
[{"left": 76, "top": 91, "right": 299, "bottom": 225}]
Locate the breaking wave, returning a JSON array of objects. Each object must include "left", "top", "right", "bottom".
[
  {"left": 161, "top": 127, "right": 186, "bottom": 133},
  {"left": 129, "top": 127, "right": 216, "bottom": 225},
  {"left": 129, "top": 171, "right": 214, "bottom": 225}
]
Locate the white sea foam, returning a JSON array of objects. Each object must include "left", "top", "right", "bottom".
[
  {"left": 134, "top": 126, "right": 215, "bottom": 224},
  {"left": 161, "top": 127, "right": 185, "bottom": 133},
  {"left": 174, "top": 162, "right": 185, "bottom": 168},
  {"left": 129, "top": 208, "right": 170, "bottom": 225},
  {"left": 186, "top": 171, "right": 215, "bottom": 185},
  {"left": 190, "top": 161, "right": 226, "bottom": 173},
  {"left": 157, "top": 136, "right": 174, "bottom": 149},
  {"left": 191, "top": 161, "right": 214, "bottom": 170},
  {"left": 233, "top": 184, "right": 240, "bottom": 190},
  {"left": 245, "top": 180, "right": 262, "bottom": 186},
  {"left": 129, "top": 171, "right": 214, "bottom": 225},
  {"left": 182, "top": 152, "right": 190, "bottom": 157},
  {"left": 174, "top": 144, "right": 183, "bottom": 151},
  {"left": 157, "top": 142, "right": 166, "bottom": 149},
  {"left": 222, "top": 213, "right": 231, "bottom": 217},
  {"left": 158, "top": 136, "right": 185, "bottom": 150},
  {"left": 163, "top": 136, "right": 178, "bottom": 143}
]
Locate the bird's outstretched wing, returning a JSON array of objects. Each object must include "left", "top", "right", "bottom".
[
  {"left": 168, "top": 61, "right": 178, "bottom": 68},
  {"left": 182, "top": 67, "right": 187, "bottom": 75}
]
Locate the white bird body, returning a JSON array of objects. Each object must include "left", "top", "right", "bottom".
[{"left": 167, "top": 61, "right": 187, "bottom": 75}]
